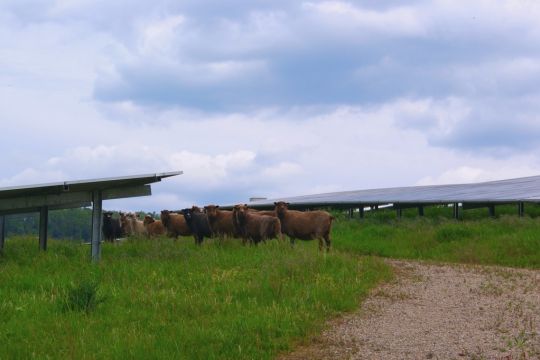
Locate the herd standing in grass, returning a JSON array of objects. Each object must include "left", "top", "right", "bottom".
[{"left": 104, "top": 202, "right": 334, "bottom": 250}]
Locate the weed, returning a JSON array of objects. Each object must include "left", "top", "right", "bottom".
[{"left": 62, "top": 278, "right": 105, "bottom": 314}]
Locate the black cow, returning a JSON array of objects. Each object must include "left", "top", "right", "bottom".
[
  {"left": 102, "top": 211, "right": 123, "bottom": 242},
  {"left": 181, "top": 207, "right": 213, "bottom": 245}
]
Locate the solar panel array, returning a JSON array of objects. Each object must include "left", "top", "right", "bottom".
[
  {"left": 242, "top": 175, "right": 540, "bottom": 209},
  {"left": 0, "top": 171, "right": 182, "bottom": 261},
  {"left": 0, "top": 172, "right": 181, "bottom": 200}
]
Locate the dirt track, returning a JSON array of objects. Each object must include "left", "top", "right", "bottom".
[{"left": 280, "top": 260, "right": 540, "bottom": 360}]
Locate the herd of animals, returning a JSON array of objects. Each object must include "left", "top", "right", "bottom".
[{"left": 102, "top": 202, "right": 334, "bottom": 250}]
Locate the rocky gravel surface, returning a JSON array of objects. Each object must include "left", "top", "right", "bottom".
[{"left": 280, "top": 259, "right": 539, "bottom": 360}]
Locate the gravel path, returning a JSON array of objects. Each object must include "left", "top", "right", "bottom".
[{"left": 280, "top": 260, "right": 539, "bottom": 360}]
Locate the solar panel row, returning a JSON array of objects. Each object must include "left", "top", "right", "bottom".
[{"left": 238, "top": 175, "right": 540, "bottom": 209}]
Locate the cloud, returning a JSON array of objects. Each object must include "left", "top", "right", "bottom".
[
  {"left": 302, "top": 1, "right": 425, "bottom": 37},
  {"left": 3, "top": 0, "right": 540, "bottom": 212},
  {"left": 3, "top": 97, "right": 540, "bottom": 210},
  {"left": 87, "top": 0, "right": 540, "bottom": 113},
  {"left": 417, "top": 163, "right": 540, "bottom": 186}
]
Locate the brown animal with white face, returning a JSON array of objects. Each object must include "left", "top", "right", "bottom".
[
  {"left": 120, "top": 212, "right": 145, "bottom": 236},
  {"left": 160, "top": 210, "right": 191, "bottom": 239},
  {"left": 143, "top": 215, "right": 166, "bottom": 237},
  {"left": 203, "top": 205, "right": 238, "bottom": 238},
  {"left": 273, "top": 201, "right": 333, "bottom": 251},
  {"left": 232, "top": 204, "right": 282, "bottom": 244}
]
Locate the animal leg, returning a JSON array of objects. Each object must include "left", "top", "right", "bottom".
[{"left": 324, "top": 234, "right": 331, "bottom": 251}]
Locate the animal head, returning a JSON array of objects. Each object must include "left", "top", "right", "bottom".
[
  {"left": 274, "top": 201, "right": 290, "bottom": 215},
  {"left": 232, "top": 204, "right": 249, "bottom": 223},
  {"left": 143, "top": 215, "right": 155, "bottom": 225},
  {"left": 191, "top": 205, "right": 203, "bottom": 213},
  {"left": 204, "top": 205, "right": 219, "bottom": 218},
  {"left": 161, "top": 209, "right": 175, "bottom": 227},
  {"left": 119, "top": 212, "right": 129, "bottom": 227},
  {"left": 181, "top": 208, "right": 193, "bottom": 223}
]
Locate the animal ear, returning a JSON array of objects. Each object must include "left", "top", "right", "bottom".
[
  {"left": 216, "top": 205, "right": 219, "bottom": 208},
  {"left": 274, "top": 202, "right": 277, "bottom": 205}
]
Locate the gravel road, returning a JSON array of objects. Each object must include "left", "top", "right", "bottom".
[{"left": 280, "top": 259, "right": 539, "bottom": 360}]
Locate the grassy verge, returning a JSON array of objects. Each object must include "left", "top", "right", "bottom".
[
  {"left": 333, "top": 205, "right": 540, "bottom": 269},
  {"left": 0, "top": 236, "right": 391, "bottom": 359}
]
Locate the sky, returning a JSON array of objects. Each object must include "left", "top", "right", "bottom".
[{"left": 1, "top": 0, "right": 540, "bottom": 211}]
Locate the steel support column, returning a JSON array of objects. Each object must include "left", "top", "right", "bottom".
[
  {"left": 453, "top": 203, "right": 459, "bottom": 219},
  {"left": 348, "top": 208, "right": 353, "bottom": 219},
  {"left": 91, "top": 190, "right": 103, "bottom": 262},
  {"left": 418, "top": 205, "right": 424, "bottom": 217},
  {"left": 39, "top": 206, "right": 48, "bottom": 250},
  {"left": 396, "top": 208, "right": 402, "bottom": 219},
  {"left": 359, "top": 206, "right": 364, "bottom": 219},
  {"left": 488, "top": 205, "right": 495, "bottom": 218},
  {"left": 518, "top": 202, "right": 525, "bottom": 217},
  {"left": 0, "top": 215, "right": 5, "bottom": 253}
]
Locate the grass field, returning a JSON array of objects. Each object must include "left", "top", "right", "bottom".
[
  {"left": 333, "top": 204, "right": 540, "bottom": 269},
  {"left": 1, "top": 205, "right": 539, "bottom": 359},
  {"left": 0, "top": 236, "right": 390, "bottom": 359}
]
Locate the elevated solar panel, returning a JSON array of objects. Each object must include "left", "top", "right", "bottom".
[
  {"left": 238, "top": 175, "right": 540, "bottom": 209},
  {"left": 0, "top": 171, "right": 182, "bottom": 261}
]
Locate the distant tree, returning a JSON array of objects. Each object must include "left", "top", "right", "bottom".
[{"left": 5, "top": 208, "right": 107, "bottom": 241}]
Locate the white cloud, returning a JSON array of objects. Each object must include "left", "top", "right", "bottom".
[
  {"left": 3, "top": 98, "right": 540, "bottom": 210},
  {"left": 302, "top": 1, "right": 425, "bottom": 37},
  {"left": 417, "top": 163, "right": 540, "bottom": 186},
  {"left": 169, "top": 150, "right": 256, "bottom": 185},
  {"left": 3, "top": 0, "right": 540, "bottom": 213},
  {"left": 261, "top": 162, "right": 303, "bottom": 179},
  {"left": 138, "top": 14, "right": 186, "bottom": 56}
]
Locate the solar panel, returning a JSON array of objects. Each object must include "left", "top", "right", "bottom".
[
  {"left": 0, "top": 171, "right": 182, "bottom": 261},
  {"left": 233, "top": 175, "right": 540, "bottom": 209}
]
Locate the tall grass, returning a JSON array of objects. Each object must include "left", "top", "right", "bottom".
[
  {"left": 0, "top": 236, "right": 391, "bottom": 359},
  {"left": 333, "top": 205, "right": 540, "bottom": 268}
]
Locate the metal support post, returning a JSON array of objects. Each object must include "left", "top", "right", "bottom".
[
  {"left": 91, "top": 190, "right": 103, "bottom": 262},
  {"left": 0, "top": 215, "right": 5, "bottom": 253},
  {"left": 396, "top": 208, "right": 402, "bottom": 219},
  {"left": 39, "top": 206, "right": 48, "bottom": 250},
  {"left": 348, "top": 208, "right": 353, "bottom": 219},
  {"left": 518, "top": 202, "right": 524, "bottom": 217},
  {"left": 359, "top": 206, "right": 364, "bottom": 219},
  {"left": 453, "top": 203, "right": 459, "bottom": 220},
  {"left": 418, "top": 205, "right": 424, "bottom": 217},
  {"left": 488, "top": 205, "right": 495, "bottom": 218}
]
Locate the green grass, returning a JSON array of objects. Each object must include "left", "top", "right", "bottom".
[
  {"left": 333, "top": 205, "right": 540, "bottom": 268},
  {"left": 2, "top": 204, "right": 539, "bottom": 359},
  {"left": 0, "top": 236, "right": 391, "bottom": 359}
]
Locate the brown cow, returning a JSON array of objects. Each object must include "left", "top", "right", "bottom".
[
  {"left": 204, "top": 205, "right": 238, "bottom": 238},
  {"left": 232, "top": 204, "right": 282, "bottom": 244},
  {"left": 160, "top": 210, "right": 192, "bottom": 239},
  {"left": 143, "top": 215, "right": 166, "bottom": 237},
  {"left": 274, "top": 201, "right": 333, "bottom": 251},
  {"left": 250, "top": 209, "right": 277, "bottom": 217},
  {"left": 120, "top": 212, "right": 145, "bottom": 236}
]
